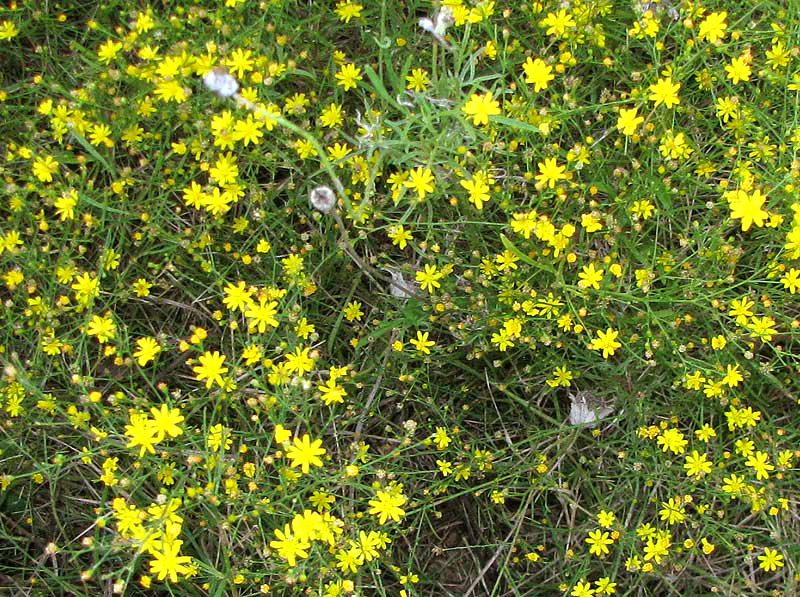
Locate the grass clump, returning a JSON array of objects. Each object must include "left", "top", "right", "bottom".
[{"left": 1, "top": 0, "right": 799, "bottom": 595}]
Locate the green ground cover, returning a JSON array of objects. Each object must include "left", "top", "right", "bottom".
[{"left": 0, "top": 0, "right": 799, "bottom": 595}]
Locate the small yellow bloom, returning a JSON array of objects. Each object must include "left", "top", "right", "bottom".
[
  {"left": 410, "top": 330, "right": 435, "bottom": 354},
  {"left": 616, "top": 107, "right": 644, "bottom": 136},
  {"left": 461, "top": 91, "right": 501, "bottom": 126},
  {"left": 335, "top": 63, "right": 362, "bottom": 90}
]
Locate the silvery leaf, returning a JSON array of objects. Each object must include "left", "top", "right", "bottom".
[
  {"left": 387, "top": 269, "right": 414, "bottom": 299},
  {"left": 569, "top": 391, "right": 614, "bottom": 427}
]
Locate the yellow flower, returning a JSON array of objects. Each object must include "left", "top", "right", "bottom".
[
  {"left": 728, "top": 188, "right": 767, "bottom": 231},
  {"left": 244, "top": 297, "right": 280, "bottom": 333},
  {"left": 410, "top": 330, "right": 435, "bottom": 354},
  {"left": 648, "top": 77, "right": 680, "bottom": 108},
  {"left": 209, "top": 152, "right": 239, "bottom": 186},
  {"left": 631, "top": 199, "right": 655, "bottom": 219},
  {"left": 54, "top": 190, "right": 78, "bottom": 220},
  {"left": 286, "top": 433, "right": 326, "bottom": 473},
  {"left": 149, "top": 404, "right": 184, "bottom": 441},
  {"left": 658, "top": 130, "right": 693, "bottom": 159},
  {"left": 86, "top": 314, "right": 116, "bottom": 343},
  {"left": 616, "top": 106, "right": 643, "bottom": 136},
  {"left": 154, "top": 79, "right": 187, "bottom": 103},
  {"left": 758, "top": 547, "right": 784, "bottom": 572},
  {"left": 327, "top": 141, "right": 351, "bottom": 165},
  {"left": 319, "top": 103, "right": 344, "bottom": 128},
  {"left": 233, "top": 115, "right": 264, "bottom": 146},
  {"left": 766, "top": 41, "right": 791, "bottom": 69},
  {"left": 89, "top": 123, "right": 114, "bottom": 147},
  {"left": 208, "top": 423, "right": 232, "bottom": 451},
  {"left": 97, "top": 39, "right": 123, "bottom": 64},
  {"left": 588, "top": 327, "right": 621, "bottom": 358},
  {"left": 406, "top": 68, "right": 430, "bottom": 91},
  {"left": 522, "top": 57, "right": 554, "bottom": 91},
  {"left": 335, "top": 63, "right": 362, "bottom": 90},
  {"left": 460, "top": 174, "right": 491, "bottom": 210},
  {"left": 461, "top": 91, "right": 501, "bottom": 126},
  {"left": 404, "top": 166, "right": 435, "bottom": 200},
  {"left": 659, "top": 497, "right": 686, "bottom": 524},
  {"left": 344, "top": 300, "right": 364, "bottom": 321},
  {"left": 415, "top": 264, "right": 443, "bottom": 293},
  {"left": 745, "top": 451, "right": 774, "bottom": 480},
  {"left": 725, "top": 55, "right": 751, "bottom": 85},
  {"left": 585, "top": 529, "right": 613, "bottom": 557},
  {"left": 577, "top": 263, "right": 604, "bottom": 290},
  {"left": 222, "top": 281, "right": 254, "bottom": 312},
  {"left": 192, "top": 350, "right": 228, "bottom": 388},
  {"left": 570, "top": 580, "right": 594, "bottom": 597},
  {"left": 388, "top": 225, "right": 413, "bottom": 249},
  {"left": 32, "top": 155, "right": 59, "bottom": 182},
  {"left": 535, "top": 157, "right": 567, "bottom": 188},
  {"left": 433, "top": 427, "right": 451, "bottom": 449},
  {"left": 134, "top": 337, "right": 161, "bottom": 366},
  {"left": 781, "top": 267, "right": 800, "bottom": 293},
  {"left": 226, "top": 48, "right": 254, "bottom": 78},
  {"left": 697, "top": 11, "right": 727, "bottom": 44},
  {"left": 318, "top": 378, "right": 346, "bottom": 405},
  {"left": 541, "top": 9, "right": 576, "bottom": 37},
  {"left": 335, "top": 1, "right": 363, "bottom": 23},
  {"left": 274, "top": 424, "right": 292, "bottom": 444},
  {"left": 597, "top": 510, "right": 615, "bottom": 528},
  {"left": 683, "top": 450, "right": 712, "bottom": 478},
  {"left": 657, "top": 428, "right": 687, "bottom": 454},
  {"left": 368, "top": 489, "right": 407, "bottom": 524},
  {"left": 711, "top": 334, "right": 727, "bottom": 349},
  {"left": 270, "top": 524, "right": 310, "bottom": 566},
  {"left": 0, "top": 20, "right": 20, "bottom": 41}
]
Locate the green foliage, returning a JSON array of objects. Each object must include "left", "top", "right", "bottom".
[{"left": 0, "top": 0, "right": 799, "bottom": 595}]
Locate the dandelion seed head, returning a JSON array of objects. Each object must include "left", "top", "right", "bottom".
[
  {"left": 309, "top": 185, "right": 337, "bottom": 214},
  {"left": 418, "top": 18, "right": 435, "bottom": 33},
  {"left": 203, "top": 67, "right": 239, "bottom": 97},
  {"left": 433, "top": 7, "right": 454, "bottom": 34}
]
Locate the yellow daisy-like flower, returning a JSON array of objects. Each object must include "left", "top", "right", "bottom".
[
  {"left": 535, "top": 157, "right": 567, "bottom": 189},
  {"left": 404, "top": 166, "right": 435, "bottom": 200},
  {"left": 286, "top": 433, "right": 326, "bottom": 474},
  {"left": 192, "top": 350, "right": 229, "bottom": 388},
  {"left": 335, "top": 62, "right": 362, "bottom": 90},
  {"left": 648, "top": 77, "right": 681, "bottom": 108},
  {"left": 616, "top": 107, "right": 643, "bottom": 136},
  {"left": 134, "top": 337, "right": 161, "bottom": 366},
  {"left": 461, "top": 91, "right": 501, "bottom": 126},
  {"left": 522, "top": 57, "right": 554, "bottom": 91}
]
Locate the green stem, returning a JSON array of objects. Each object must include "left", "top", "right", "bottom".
[{"left": 232, "top": 94, "right": 352, "bottom": 214}]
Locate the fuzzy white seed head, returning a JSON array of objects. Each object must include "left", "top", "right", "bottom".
[
  {"left": 418, "top": 6, "right": 454, "bottom": 49},
  {"left": 203, "top": 67, "right": 239, "bottom": 97},
  {"left": 309, "top": 185, "right": 337, "bottom": 214},
  {"left": 418, "top": 17, "right": 435, "bottom": 33},
  {"left": 433, "top": 6, "right": 454, "bottom": 35}
]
